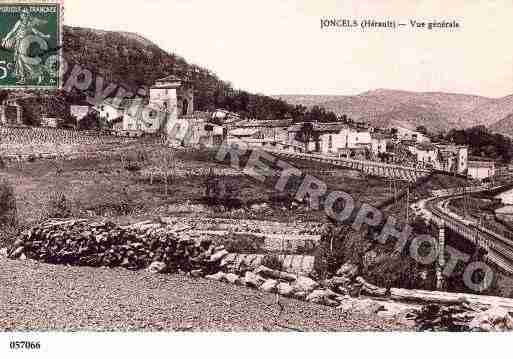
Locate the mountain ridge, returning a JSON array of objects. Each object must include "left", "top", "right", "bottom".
[{"left": 273, "top": 89, "right": 508, "bottom": 132}]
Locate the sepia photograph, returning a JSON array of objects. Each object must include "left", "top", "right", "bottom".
[{"left": 1, "top": 0, "right": 513, "bottom": 356}]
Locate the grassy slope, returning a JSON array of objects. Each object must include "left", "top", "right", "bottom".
[{"left": 1, "top": 144, "right": 474, "bottom": 229}]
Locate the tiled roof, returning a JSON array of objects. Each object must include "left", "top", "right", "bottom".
[
  {"left": 180, "top": 111, "right": 212, "bottom": 120},
  {"left": 229, "top": 128, "right": 261, "bottom": 136},
  {"left": 236, "top": 118, "right": 293, "bottom": 128},
  {"left": 287, "top": 122, "right": 347, "bottom": 133},
  {"left": 370, "top": 133, "right": 390, "bottom": 140},
  {"left": 155, "top": 75, "right": 183, "bottom": 83},
  {"left": 416, "top": 143, "right": 437, "bottom": 151},
  {"left": 468, "top": 160, "right": 495, "bottom": 168},
  {"left": 313, "top": 122, "right": 347, "bottom": 132},
  {"left": 103, "top": 98, "right": 149, "bottom": 110}
]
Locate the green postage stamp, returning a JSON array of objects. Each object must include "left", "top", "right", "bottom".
[{"left": 0, "top": 0, "right": 63, "bottom": 89}]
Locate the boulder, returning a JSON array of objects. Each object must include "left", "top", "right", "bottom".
[
  {"left": 354, "top": 299, "right": 386, "bottom": 315},
  {"left": 469, "top": 306, "right": 513, "bottom": 331},
  {"left": 210, "top": 249, "right": 229, "bottom": 262},
  {"left": 224, "top": 273, "right": 241, "bottom": 285},
  {"left": 190, "top": 269, "right": 204, "bottom": 278},
  {"left": 205, "top": 271, "right": 226, "bottom": 281},
  {"left": 260, "top": 279, "right": 278, "bottom": 293},
  {"left": 292, "top": 276, "right": 319, "bottom": 293},
  {"left": 338, "top": 298, "right": 387, "bottom": 315},
  {"left": 306, "top": 289, "right": 339, "bottom": 307},
  {"left": 10, "top": 246, "right": 24, "bottom": 258},
  {"left": 277, "top": 282, "right": 294, "bottom": 296},
  {"left": 336, "top": 262, "right": 359, "bottom": 280},
  {"left": 147, "top": 261, "right": 167, "bottom": 274},
  {"left": 356, "top": 276, "right": 387, "bottom": 297},
  {"left": 244, "top": 271, "right": 265, "bottom": 288},
  {"left": 336, "top": 286, "right": 349, "bottom": 296},
  {"left": 254, "top": 265, "right": 297, "bottom": 282}
]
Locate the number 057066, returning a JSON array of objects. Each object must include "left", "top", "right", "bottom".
[{"left": 9, "top": 341, "right": 41, "bottom": 350}]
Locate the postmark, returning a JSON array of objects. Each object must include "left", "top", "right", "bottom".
[{"left": 0, "top": 0, "right": 63, "bottom": 89}]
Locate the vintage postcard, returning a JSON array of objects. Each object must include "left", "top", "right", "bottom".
[{"left": 0, "top": 0, "right": 512, "bottom": 357}]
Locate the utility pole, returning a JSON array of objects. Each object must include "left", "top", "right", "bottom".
[{"left": 405, "top": 184, "right": 410, "bottom": 223}]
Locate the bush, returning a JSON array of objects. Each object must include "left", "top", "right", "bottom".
[
  {"left": 43, "top": 192, "right": 73, "bottom": 219},
  {"left": 313, "top": 224, "right": 369, "bottom": 280},
  {"left": 0, "top": 224, "right": 23, "bottom": 247},
  {"left": 261, "top": 254, "right": 282, "bottom": 271},
  {"left": 0, "top": 180, "right": 17, "bottom": 227},
  {"left": 204, "top": 171, "right": 241, "bottom": 207},
  {"left": 0, "top": 180, "right": 18, "bottom": 247}
]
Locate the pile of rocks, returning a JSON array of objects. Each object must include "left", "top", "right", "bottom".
[
  {"left": 7, "top": 219, "right": 229, "bottom": 275},
  {"left": 205, "top": 261, "right": 386, "bottom": 310},
  {"left": 206, "top": 266, "right": 344, "bottom": 307}
]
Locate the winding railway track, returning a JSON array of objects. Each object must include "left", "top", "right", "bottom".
[{"left": 424, "top": 190, "right": 513, "bottom": 275}]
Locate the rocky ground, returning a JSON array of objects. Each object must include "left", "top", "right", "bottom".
[{"left": 0, "top": 256, "right": 411, "bottom": 331}]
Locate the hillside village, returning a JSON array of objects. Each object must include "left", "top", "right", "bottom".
[{"left": 0, "top": 74, "right": 502, "bottom": 182}]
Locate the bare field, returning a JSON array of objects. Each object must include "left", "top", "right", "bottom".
[{"left": 0, "top": 256, "right": 409, "bottom": 331}]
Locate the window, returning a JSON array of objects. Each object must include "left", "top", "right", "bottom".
[{"left": 329, "top": 135, "right": 333, "bottom": 149}]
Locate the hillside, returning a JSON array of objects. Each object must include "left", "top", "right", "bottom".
[
  {"left": 490, "top": 112, "right": 513, "bottom": 136},
  {"left": 462, "top": 94, "right": 513, "bottom": 132},
  {"left": 275, "top": 89, "right": 493, "bottom": 132},
  {"left": 2, "top": 26, "right": 295, "bottom": 123}
]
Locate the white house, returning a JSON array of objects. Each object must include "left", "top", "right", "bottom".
[
  {"left": 467, "top": 160, "right": 495, "bottom": 180},
  {"left": 436, "top": 144, "right": 468, "bottom": 174},
  {"left": 94, "top": 101, "right": 124, "bottom": 122},
  {"left": 318, "top": 126, "right": 377, "bottom": 155},
  {"left": 411, "top": 143, "right": 438, "bottom": 165},
  {"left": 370, "top": 133, "right": 389, "bottom": 155},
  {"left": 70, "top": 105, "right": 91, "bottom": 123},
  {"left": 394, "top": 126, "right": 429, "bottom": 143}
]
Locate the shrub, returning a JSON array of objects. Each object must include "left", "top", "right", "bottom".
[
  {"left": 43, "top": 192, "right": 73, "bottom": 219},
  {"left": 261, "top": 254, "right": 283, "bottom": 271},
  {"left": 0, "top": 180, "right": 18, "bottom": 247},
  {"left": 0, "top": 224, "right": 23, "bottom": 247},
  {"left": 0, "top": 180, "right": 17, "bottom": 227},
  {"left": 313, "top": 224, "right": 369, "bottom": 280},
  {"left": 204, "top": 172, "right": 241, "bottom": 207}
]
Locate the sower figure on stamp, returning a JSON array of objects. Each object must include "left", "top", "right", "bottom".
[{"left": 1, "top": 8, "right": 51, "bottom": 85}]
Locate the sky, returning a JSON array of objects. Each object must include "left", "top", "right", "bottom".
[{"left": 65, "top": 0, "right": 513, "bottom": 98}]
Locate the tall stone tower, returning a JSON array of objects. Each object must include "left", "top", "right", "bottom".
[
  {"left": 149, "top": 75, "right": 194, "bottom": 118},
  {"left": 149, "top": 75, "right": 194, "bottom": 142}
]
